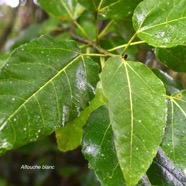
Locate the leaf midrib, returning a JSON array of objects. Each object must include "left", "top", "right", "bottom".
[
  {"left": 123, "top": 59, "right": 134, "bottom": 185},
  {"left": 0, "top": 55, "right": 81, "bottom": 132},
  {"left": 138, "top": 16, "right": 186, "bottom": 33}
]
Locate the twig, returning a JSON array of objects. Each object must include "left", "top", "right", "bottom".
[{"left": 69, "top": 24, "right": 113, "bottom": 57}]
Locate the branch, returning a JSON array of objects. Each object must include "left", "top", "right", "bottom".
[{"left": 69, "top": 24, "right": 113, "bottom": 57}]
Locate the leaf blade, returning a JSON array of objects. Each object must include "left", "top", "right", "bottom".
[
  {"left": 38, "top": 0, "right": 84, "bottom": 20},
  {"left": 162, "top": 91, "right": 186, "bottom": 171},
  {"left": 101, "top": 57, "right": 167, "bottom": 185},
  {"left": 82, "top": 105, "right": 126, "bottom": 186},
  {"left": 0, "top": 35, "right": 99, "bottom": 154},
  {"left": 133, "top": 0, "right": 186, "bottom": 47},
  {"left": 155, "top": 45, "right": 186, "bottom": 72}
]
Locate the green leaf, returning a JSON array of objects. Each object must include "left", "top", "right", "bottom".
[
  {"left": 133, "top": 0, "right": 186, "bottom": 47},
  {"left": 99, "top": 0, "right": 142, "bottom": 20},
  {"left": 152, "top": 69, "right": 183, "bottom": 95},
  {"left": 0, "top": 35, "right": 99, "bottom": 155},
  {"left": 161, "top": 91, "right": 186, "bottom": 171},
  {"left": 155, "top": 45, "right": 186, "bottom": 72},
  {"left": 82, "top": 105, "right": 152, "bottom": 186},
  {"left": 38, "top": 0, "right": 84, "bottom": 20},
  {"left": 78, "top": 0, "right": 142, "bottom": 19},
  {"left": 82, "top": 105, "right": 126, "bottom": 186},
  {"left": 147, "top": 148, "right": 186, "bottom": 185},
  {"left": 0, "top": 53, "right": 9, "bottom": 69},
  {"left": 77, "top": 0, "right": 100, "bottom": 11},
  {"left": 101, "top": 57, "right": 167, "bottom": 185},
  {"left": 56, "top": 82, "right": 107, "bottom": 152}
]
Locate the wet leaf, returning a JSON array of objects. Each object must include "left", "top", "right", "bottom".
[
  {"left": 147, "top": 148, "right": 186, "bottom": 186},
  {"left": 38, "top": 0, "right": 84, "bottom": 20},
  {"left": 0, "top": 53, "right": 9, "bottom": 69},
  {"left": 101, "top": 57, "right": 167, "bottom": 185},
  {"left": 155, "top": 45, "right": 186, "bottom": 72},
  {"left": 82, "top": 105, "right": 126, "bottom": 186},
  {"left": 82, "top": 105, "right": 152, "bottom": 186},
  {"left": 56, "top": 82, "right": 107, "bottom": 152},
  {"left": 133, "top": 0, "right": 186, "bottom": 47},
  {"left": 152, "top": 69, "right": 184, "bottom": 95},
  {"left": 0, "top": 35, "right": 99, "bottom": 155},
  {"left": 161, "top": 91, "right": 186, "bottom": 171}
]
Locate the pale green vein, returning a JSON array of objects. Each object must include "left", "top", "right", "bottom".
[
  {"left": 172, "top": 98, "right": 186, "bottom": 117},
  {"left": 170, "top": 99, "right": 175, "bottom": 159},
  {"left": 60, "top": 0, "right": 74, "bottom": 19},
  {"left": 97, "top": 0, "right": 103, "bottom": 10},
  {"left": 126, "top": 62, "right": 164, "bottom": 102},
  {"left": 0, "top": 55, "right": 81, "bottom": 132},
  {"left": 99, "top": 0, "right": 120, "bottom": 11},
  {"left": 138, "top": 16, "right": 186, "bottom": 33},
  {"left": 99, "top": 123, "right": 111, "bottom": 148},
  {"left": 123, "top": 59, "right": 134, "bottom": 185}
]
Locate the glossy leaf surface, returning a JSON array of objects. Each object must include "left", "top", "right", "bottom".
[
  {"left": 101, "top": 57, "right": 167, "bottom": 185},
  {"left": 82, "top": 105, "right": 126, "bottom": 186},
  {"left": 152, "top": 69, "right": 183, "bottom": 95},
  {"left": 0, "top": 54, "right": 8, "bottom": 69},
  {"left": 78, "top": 0, "right": 142, "bottom": 19},
  {"left": 56, "top": 82, "right": 107, "bottom": 152},
  {"left": 0, "top": 35, "right": 99, "bottom": 154},
  {"left": 156, "top": 45, "right": 186, "bottom": 72},
  {"left": 82, "top": 105, "right": 153, "bottom": 186},
  {"left": 147, "top": 148, "right": 186, "bottom": 185},
  {"left": 38, "top": 0, "right": 84, "bottom": 20},
  {"left": 162, "top": 91, "right": 186, "bottom": 171},
  {"left": 133, "top": 0, "right": 186, "bottom": 47}
]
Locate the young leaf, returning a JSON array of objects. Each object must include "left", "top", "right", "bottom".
[
  {"left": 133, "top": 0, "right": 186, "bottom": 47},
  {"left": 101, "top": 57, "right": 167, "bottom": 185},
  {"left": 56, "top": 82, "right": 107, "bottom": 152},
  {"left": 162, "top": 91, "right": 186, "bottom": 171},
  {"left": 38, "top": 0, "right": 84, "bottom": 20},
  {"left": 82, "top": 105, "right": 126, "bottom": 186},
  {"left": 147, "top": 148, "right": 186, "bottom": 185},
  {"left": 155, "top": 45, "right": 186, "bottom": 72},
  {"left": 0, "top": 35, "right": 99, "bottom": 155}
]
